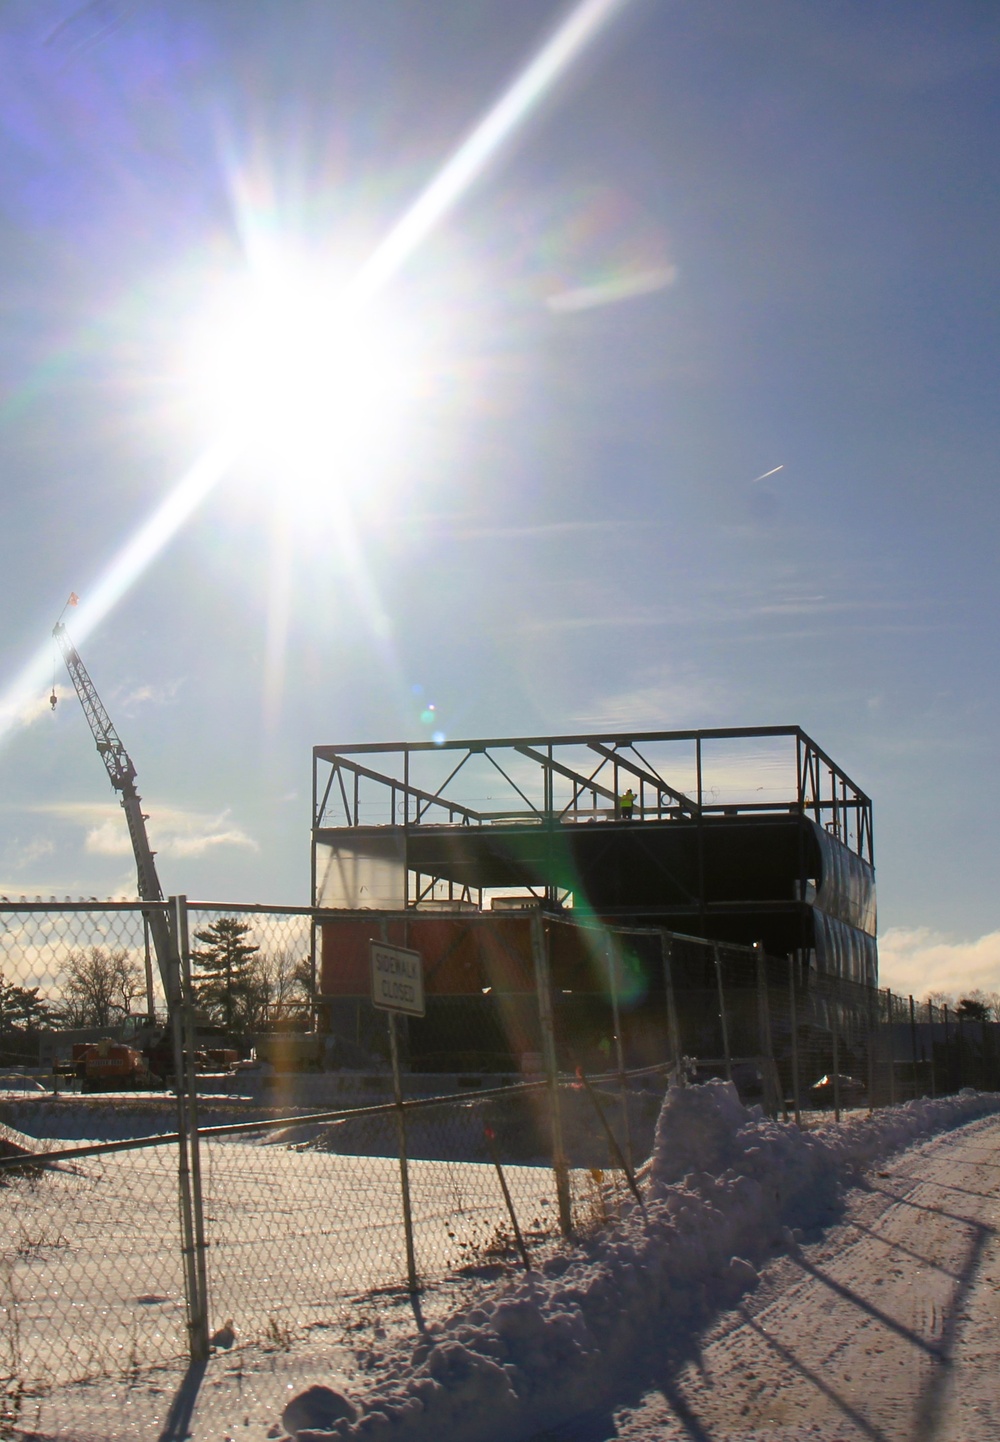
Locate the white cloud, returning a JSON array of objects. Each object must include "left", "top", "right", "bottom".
[
  {"left": 15, "top": 837, "right": 56, "bottom": 869},
  {"left": 17, "top": 799, "right": 257, "bottom": 862},
  {"left": 571, "top": 673, "right": 727, "bottom": 733},
  {"left": 8, "top": 685, "right": 68, "bottom": 730},
  {"left": 118, "top": 679, "right": 183, "bottom": 710},
  {"left": 82, "top": 804, "right": 258, "bottom": 860},
  {"left": 878, "top": 926, "right": 1000, "bottom": 1001}
]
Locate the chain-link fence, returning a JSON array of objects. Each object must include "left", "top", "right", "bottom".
[{"left": 0, "top": 897, "right": 997, "bottom": 1405}]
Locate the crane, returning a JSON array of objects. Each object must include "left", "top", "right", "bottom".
[{"left": 52, "top": 621, "right": 175, "bottom": 1006}]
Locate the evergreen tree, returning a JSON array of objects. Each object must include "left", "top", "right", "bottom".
[
  {"left": 0, "top": 972, "right": 53, "bottom": 1031},
  {"left": 191, "top": 918, "right": 259, "bottom": 1031}
]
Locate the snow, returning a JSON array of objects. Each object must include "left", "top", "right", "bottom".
[
  {"left": 272, "top": 1084, "right": 1000, "bottom": 1442},
  {"left": 7, "top": 1082, "right": 1000, "bottom": 1440}
]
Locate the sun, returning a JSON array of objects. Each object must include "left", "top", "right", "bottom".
[{"left": 186, "top": 259, "right": 417, "bottom": 498}]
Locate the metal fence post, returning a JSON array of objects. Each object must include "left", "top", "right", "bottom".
[
  {"left": 928, "top": 998, "right": 937, "bottom": 1097},
  {"left": 885, "top": 988, "right": 896, "bottom": 1105},
  {"left": 867, "top": 983, "right": 879, "bottom": 1111},
  {"left": 388, "top": 1010, "right": 419, "bottom": 1295},
  {"left": 531, "top": 912, "right": 571, "bottom": 1237},
  {"left": 606, "top": 933, "right": 633, "bottom": 1170},
  {"left": 788, "top": 954, "right": 801, "bottom": 1126},
  {"left": 909, "top": 995, "right": 919, "bottom": 1098},
  {"left": 754, "top": 942, "right": 779, "bottom": 1116},
  {"left": 660, "top": 931, "right": 682, "bottom": 1071},
  {"left": 831, "top": 982, "right": 841, "bottom": 1122},
  {"left": 379, "top": 921, "right": 418, "bottom": 1294},
  {"left": 170, "top": 896, "right": 210, "bottom": 1363},
  {"left": 712, "top": 943, "right": 732, "bottom": 1082}
]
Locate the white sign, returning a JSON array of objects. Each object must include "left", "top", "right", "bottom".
[{"left": 370, "top": 941, "right": 425, "bottom": 1017}]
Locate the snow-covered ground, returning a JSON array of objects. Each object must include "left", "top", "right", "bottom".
[
  {"left": 7, "top": 1083, "right": 1000, "bottom": 1441},
  {"left": 0, "top": 1125, "right": 562, "bottom": 1394}
]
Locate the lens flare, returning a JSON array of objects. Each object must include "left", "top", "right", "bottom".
[{"left": 0, "top": 0, "right": 638, "bottom": 748}]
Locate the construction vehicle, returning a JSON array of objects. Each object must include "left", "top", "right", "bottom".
[
  {"left": 54, "top": 1038, "right": 163, "bottom": 1092},
  {"left": 52, "top": 621, "right": 175, "bottom": 1010}
]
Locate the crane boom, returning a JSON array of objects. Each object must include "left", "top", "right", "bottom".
[{"left": 53, "top": 622, "right": 175, "bottom": 1002}]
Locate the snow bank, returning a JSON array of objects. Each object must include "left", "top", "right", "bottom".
[{"left": 279, "top": 1084, "right": 1000, "bottom": 1442}]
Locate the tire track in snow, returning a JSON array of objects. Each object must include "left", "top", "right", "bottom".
[{"left": 611, "top": 1116, "right": 1000, "bottom": 1441}]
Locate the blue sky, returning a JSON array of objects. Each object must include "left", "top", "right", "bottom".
[{"left": 0, "top": 0, "right": 998, "bottom": 998}]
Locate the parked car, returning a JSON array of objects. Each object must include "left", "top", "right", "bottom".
[{"left": 810, "top": 1073, "right": 866, "bottom": 1106}]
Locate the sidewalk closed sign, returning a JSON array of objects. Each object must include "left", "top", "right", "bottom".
[{"left": 370, "top": 941, "right": 425, "bottom": 1017}]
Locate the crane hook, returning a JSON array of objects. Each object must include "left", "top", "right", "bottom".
[{"left": 49, "top": 689, "right": 58, "bottom": 711}]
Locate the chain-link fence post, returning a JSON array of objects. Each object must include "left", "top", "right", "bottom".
[
  {"left": 867, "top": 982, "right": 878, "bottom": 1111},
  {"left": 788, "top": 954, "right": 801, "bottom": 1125},
  {"left": 885, "top": 988, "right": 896, "bottom": 1105},
  {"left": 531, "top": 912, "right": 571, "bottom": 1236},
  {"left": 909, "top": 995, "right": 919, "bottom": 1099},
  {"left": 170, "top": 896, "right": 210, "bottom": 1363},
  {"left": 754, "top": 942, "right": 779, "bottom": 1117},
  {"left": 927, "top": 998, "right": 937, "bottom": 1097},
  {"left": 387, "top": 1009, "right": 419, "bottom": 1296},
  {"left": 537, "top": 915, "right": 572, "bottom": 1234},
  {"left": 606, "top": 933, "right": 633, "bottom": 1170},
  {"left": 142, "top": 915, "right": 156, "bottom": 1021},
  {"left": 712, "top": 943, "right": 732, "bottom": 1082},
  {"left": 377, "top": 922, "right": 418, "bottom": 1294},
  {"left": 660, "top": 932, "right": 681, "bottom": 1070},
  {"left": 831, "top": 981, "right": 842, "bottom": 1122}
]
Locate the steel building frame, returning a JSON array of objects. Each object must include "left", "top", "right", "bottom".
[{"left": 312, "top": 726, "right": 873, "bottom": 911}]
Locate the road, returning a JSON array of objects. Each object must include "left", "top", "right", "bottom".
[{"left": 608, "top": 1113, "right": 1000, "bottom": 1441}]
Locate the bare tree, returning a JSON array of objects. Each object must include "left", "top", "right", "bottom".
[
  {"left": 59, "top": 947, "right": 144, "bottom": 1028},
  {"left": 923, "top": 991, "right": 955, "bottom": 1013},
  {"left": 251, "top": 948, "right": 312, "bottom": 1028}
]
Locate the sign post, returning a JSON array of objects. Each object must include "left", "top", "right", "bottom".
[{"left": 370, "top": 941, "right": 424, "bottom": 1296}]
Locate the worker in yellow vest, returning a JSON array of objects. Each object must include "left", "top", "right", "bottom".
[{"left": 620, "top": 787, "right": 635, "bottom": 820}]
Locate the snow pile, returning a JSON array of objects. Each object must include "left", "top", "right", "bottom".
[{"left": 278, "top": 1084, "right": 1000, "bottom": 1442}]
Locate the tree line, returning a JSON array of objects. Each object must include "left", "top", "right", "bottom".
[
  {"left": 0, "top": 917, "right": 311, "bottom": 1034},
  {"left": 922, "top": 990, "right": 1000, "bottom": 1022}
]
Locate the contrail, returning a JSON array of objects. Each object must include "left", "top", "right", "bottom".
[
  {"left": 0, "top": 0, "right": 637, "bottom": 741},
  {"left": 751, "top": 465, "right": 784, "bottom": 483}
]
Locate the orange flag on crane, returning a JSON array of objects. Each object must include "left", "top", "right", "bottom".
[{"left": 68, "top": 593, "right": 78, "bottom": 606}]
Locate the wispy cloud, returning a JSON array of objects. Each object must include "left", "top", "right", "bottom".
[
  {"left": 378, "top": 516, "right": 626, "bottom": 544},
  {"left": 519, "top": 609, "right": 670, "bottom": 634},
  {"left": 11, "top": 687, "right": 66, "bottom": 730},
  {"left": 878, "top": 926, "right": 1000, "bottom": 1001},
  {"left": 13, "top": 838, "right": 55, "bottom": 870},
  {"left": 545, "top": 265, "right": 677, "bottom": 314},
  {"left": 451, "top": 520, "right": 625, "bottom": 542},
  {"left": 571, "top": 671, "right": 728, "bottom": 732},
  {"left": 84, "top": 805, "right": 258, "bottom": 860},
  {"left": 22, "top": 800, "right": 257, "bottom": 860},
  {"left": 118, "top": 679, "right": 183, "bottom": 710}
]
